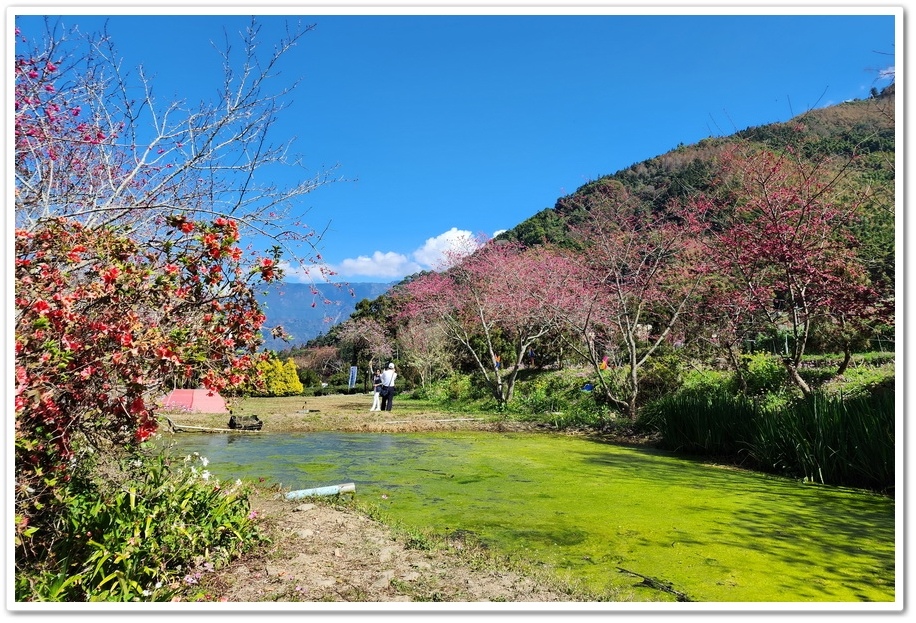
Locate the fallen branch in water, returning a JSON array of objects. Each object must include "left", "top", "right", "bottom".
[
  {"left": 163, "top": 417, "right": 262, "bottom": 434},
  {"left": 617, "top": 567, "right": 692, "bottom": 602}
]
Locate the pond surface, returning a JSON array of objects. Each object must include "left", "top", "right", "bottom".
[{"left": 164, "top": 431, "right": 896, "bottom": 603}]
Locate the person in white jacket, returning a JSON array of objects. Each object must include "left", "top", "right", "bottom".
[
  {"left": 379, "top": 363, "right": 397, "bottom": 412},
  {"left": 369, "top": 369, "right": 382, "bottom": 411}
]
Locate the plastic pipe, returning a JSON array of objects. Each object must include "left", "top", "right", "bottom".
[{"left": 285, "top": 482, "right": 356, "bottom": 499}]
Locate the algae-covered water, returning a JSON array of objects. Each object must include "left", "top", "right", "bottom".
[{"left": 165, "top": 431, "right": 896, "bottom": 603}]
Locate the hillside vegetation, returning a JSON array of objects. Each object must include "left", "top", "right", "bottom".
[{"left": 499, "top": 84, "right": 894, "bottom": 285}]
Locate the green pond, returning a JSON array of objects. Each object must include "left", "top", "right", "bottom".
[{"left": 164, "top": 431, "right": 896, "bottom": 603}]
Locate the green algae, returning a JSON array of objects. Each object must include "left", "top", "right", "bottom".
[{"left": 166, "top": 431, "right": 895, "bottom": 603}]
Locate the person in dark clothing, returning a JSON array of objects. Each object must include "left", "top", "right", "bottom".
[{"left": 379, "top": 363, "right": 397, "bottom": 412}]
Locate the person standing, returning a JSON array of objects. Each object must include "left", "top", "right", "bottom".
[
  {"left": 369, "top": 369, "right": 382, "bottom": 411},
  {"left": 379, "top": 362, "right": 397, "bottom": 412}
]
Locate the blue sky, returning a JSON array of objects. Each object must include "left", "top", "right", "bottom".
[{"left": 12, "top": 6, "right": 898, "bottom": 284}]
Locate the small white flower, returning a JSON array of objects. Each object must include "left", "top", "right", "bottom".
[
  {"left": 200, "top": 456, "right": 209, "bottom": 467},
  {"left": 201, "top": 470, "right": 211, "bottom": 481}
]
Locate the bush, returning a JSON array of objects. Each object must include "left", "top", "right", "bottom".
[
  {"left": 252, "top": 357, "right": 304, "bottom": 397},
  {"left": 513, "top": 372, "right": 578, "bottom": 414},
  {"left": 734, "top": 351, "right": 787, "bottom": 395},
  {"left": 821, "top": 361, "right": 895, "bottom": 400},
  {"left": 638, "top": 354, "right": 685, "bottom": 405},
  {"left": 15, "top": 447, "right": 266, "bottom": 602},
  {"left": 447, "top": 373, "right": 475, "bottom": 401},
  {"left": 679, "top": 367, "right": 731, "bottom": 393},
  {"left": 302, "top": 383, "right": 353, "bottom": 397},
  {"left": 14, "top": 218, "right": 272, "bottom": 534},
  {"left": 297, "top": 367, "right": 321, "bottom": 388},
  {"left": 529, "top": 403, "right": 610, "bottom": 429}
]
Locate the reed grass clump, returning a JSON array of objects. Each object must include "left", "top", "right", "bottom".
[{"left": 642, "top": 384, "right": 894, "bottom": 492}]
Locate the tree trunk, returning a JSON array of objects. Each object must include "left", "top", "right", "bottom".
[
  {"left": 627, "top": 395, "right": 639, "bottom": 422},
  {"left": 836, "top": 343, "right": 852, "bottom": 376},
  {"left": 782, "top": 358, "right": 812, "bottom": 396},
  {"left": 726, "top": 344, "right": 747, "bottom": 392}
]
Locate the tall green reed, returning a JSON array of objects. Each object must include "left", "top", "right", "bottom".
[
  {"left": 748, "top": 391, "right": 894, "bottom": 492},
  {"left": 643, "top": 388, "right": 894, "bottom": 492}
]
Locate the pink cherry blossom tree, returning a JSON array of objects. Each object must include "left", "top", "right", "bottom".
[
  {"left": 686, "top": 142, "right": 887, "bottom": 394},
  {"left": 396, "top": 318, "right": 454, "bottom": 388},
  {"left": 552, "top": 179, "right": 708, "bottom": 421},
  {"left": 335, "top": 316, "right": 394, "bottom": 376},
  {"left": 397, "top": 239, "right": 568, "bottom": 408}
]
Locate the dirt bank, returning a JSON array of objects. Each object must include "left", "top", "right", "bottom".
[{"left": 189, "top": 487, "right": 582, "bottom": 604}]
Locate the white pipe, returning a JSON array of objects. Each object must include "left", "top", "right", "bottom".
[{"left": 285, "top": 482, "right": 356, "bottom": 499}]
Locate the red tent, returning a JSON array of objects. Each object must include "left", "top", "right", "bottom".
[{"left": 161, "top": 388, "right": 229, "bottom": 414}]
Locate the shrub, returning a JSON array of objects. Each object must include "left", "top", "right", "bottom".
[
  {"left": 446, "top": 374, "right": 475, "bottom": 401},
  {"left": 679, "top": 367, "right": 731, "bottom": 393},
  {"left": 513, "top": 372, "right": 578, "bottom": 415},
  {"left": 638, "top": 354, "right": 685, "bottom": 405},
  {"left": 734, "top": 351, "right": 787, "bottom": 395},
  {"left": 252, "top": 357, "right": 304, "bottom": 397},
  {"left": 15, "top": 447, "right": 266, "bottom": 602},
  {"left": 15, "top": 218, "right": 273, "bottom": 547},
  {"left": 297, "top": 367, "right": 321, "bottom": 388},
  {"left": 821, "top": 361, "right": 895, "bottom": 400}
]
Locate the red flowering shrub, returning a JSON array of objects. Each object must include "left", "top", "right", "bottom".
[{"left": 14, "top": 216, "right": 277, "bottom": 539}]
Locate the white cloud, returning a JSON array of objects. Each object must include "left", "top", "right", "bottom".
[
  {"left": 412, "top": 227, "right": 479, "bottom": 269},
  {"left": 337, "top": 251, "right": 422, "bottom": 279},
  {"left": 289, "top": 227, "right": 492, "bottom": 282},
  {"left": 277, "top": 260, "right": 331, "bottom": 283}
]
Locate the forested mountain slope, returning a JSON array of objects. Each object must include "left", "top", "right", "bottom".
[{"left": 497, "top": 84, "right": 894, "bottom": 284}]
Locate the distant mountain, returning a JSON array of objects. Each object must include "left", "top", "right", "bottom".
[{"left": 256, "top": 281, "right": 394, "bottom": 350}]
